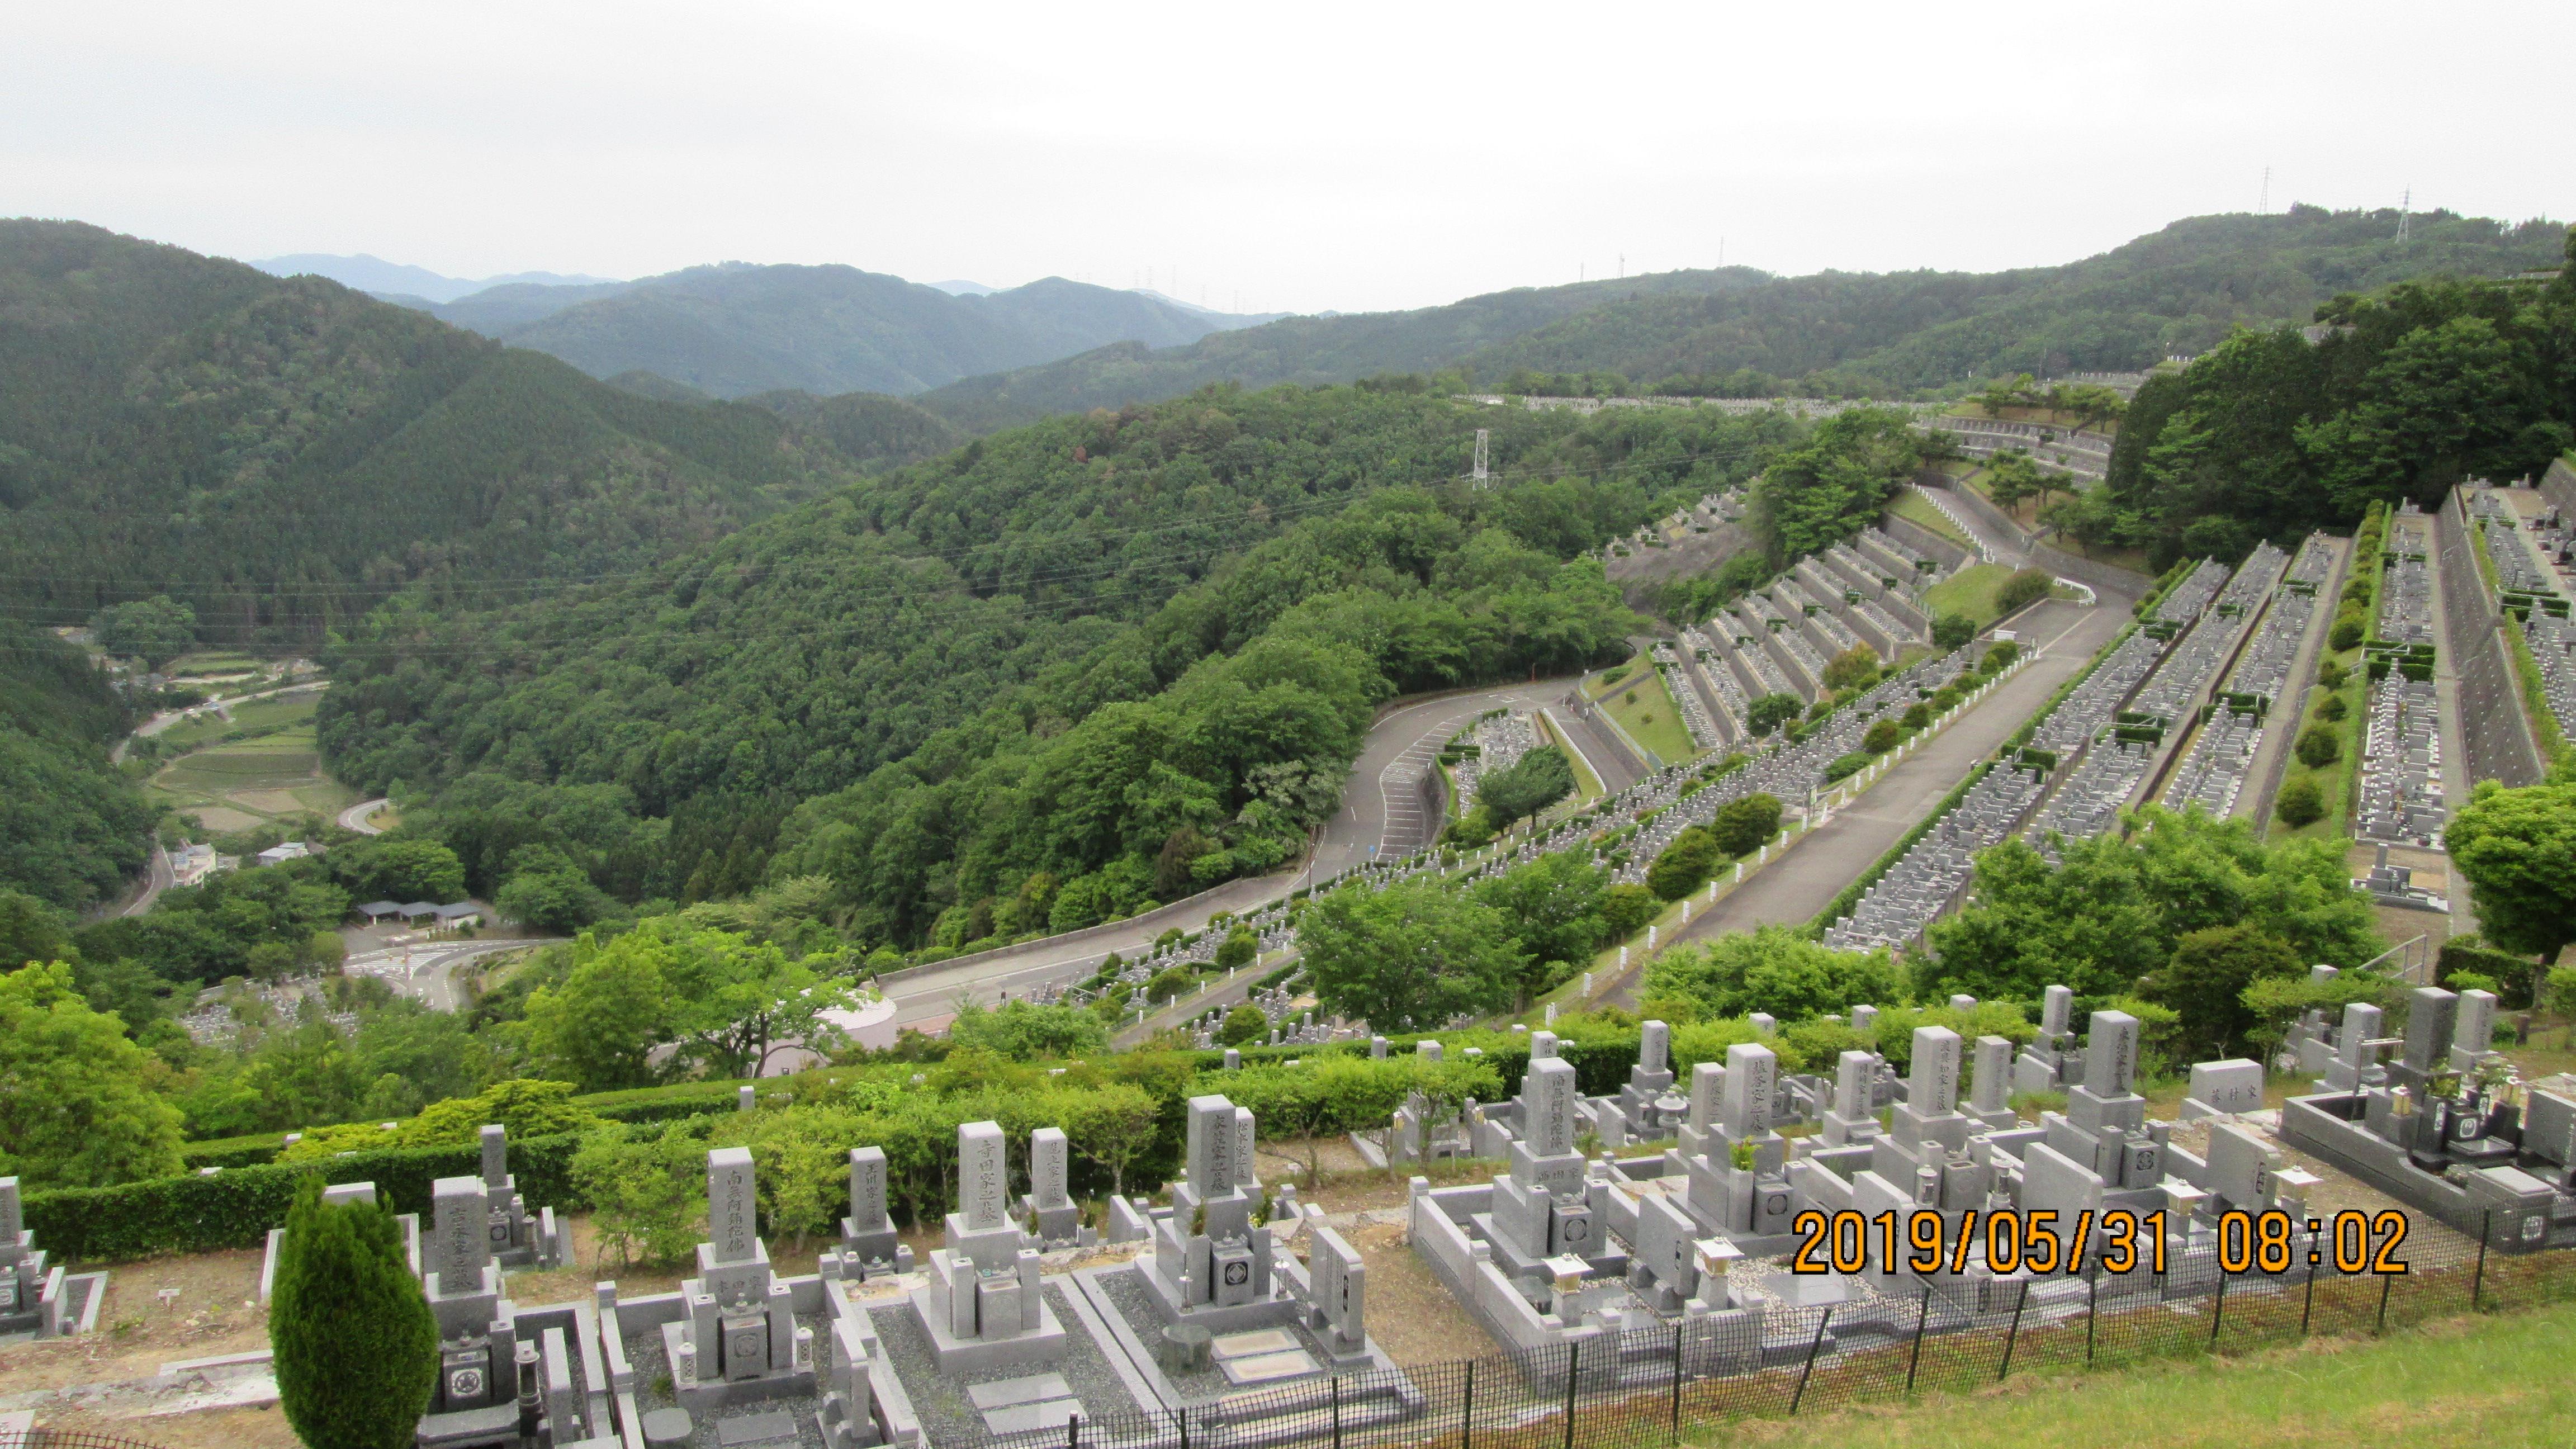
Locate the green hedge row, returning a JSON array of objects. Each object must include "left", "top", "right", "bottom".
[{"left": 32, "top": 1133, "right": 586, "bottom": 1262}]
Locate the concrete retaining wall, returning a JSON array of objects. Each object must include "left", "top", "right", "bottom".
[
  {"left": 2438, "top": 487, "right": 2547, "bottom": 789},
  {"left": 1878, "top": 511, "right": 1971, "bottom": 573}
]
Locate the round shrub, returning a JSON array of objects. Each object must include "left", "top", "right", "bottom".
[
  {"left": 1902, "top": 703, "right": 1932, "bottom": 730},
  {"left": 2329, "top": 612, "right": 2365, "bottom": 652},
  {"left": 1996, "top": 569, "right": 2053, "bottom": 615},
  {"left": 2274, "top": 776, "right": 2327, "bottom": 828},
  {"left": 2315, "top": 694, "right": 2347, "bottom": 723},
  {"left": 2295, "top": 723, "right": 2342, "bottom": 769},
  {"left": 1862, "top": 719, "right": 1901, "bottom": 754}
]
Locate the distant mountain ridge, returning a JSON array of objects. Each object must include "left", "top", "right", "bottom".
[
  {"left": 478, "top": 266, "right": 1258, "bottom": 399},
  {"left": 251, "top": 252, "right": 621, "bottom": 303},
  {"left": 908, "top": 207, "right": 2568, "bottom": 432}
]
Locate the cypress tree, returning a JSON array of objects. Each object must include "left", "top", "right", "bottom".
[{"left": 270, "top": 1176, "right": 439, "bottom": 1449}]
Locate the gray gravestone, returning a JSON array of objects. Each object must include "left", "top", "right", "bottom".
[
  {"left": 1908, "top": 1027, "right": 1960, "bottom": 1115},
  {"left": 1530, "top": 1031, "right": 1559, "bottom": 1059},
  {"left": 1834, "top": 1051, "right": 1873, "bottom": 1117},
  {"left": 2402, "top": 988, "right": 2455, "bottom": 1074},
  {"left": 849, "top": 1147, "right": 891, "bottom": 1232},
  {"left": 707, "top": 1147, "right": 759, "bottom": 1264},
  {"left": 1688, "top": 1062, "right": 1723, "bottom": 1131},
  {"left": 2040, "top": 984, "right": 2073, "bottom": 1038},
  {"left": 1523, "top": 1058, "right": 1578, "bottom": 1158},
  {"left": 2451, "top": 989, "right": 2498, "bottom": 1067},
  {"left": 1029, "top": 1129, "right": 1069, "bottom": 1210},
  {"left": 959, "top": 1123, "right": 1008, "bottom": 1231},
  {"left": 480, "top": 1124, "right": 508, "bottom": 1187},
  {"left": 1187, "top": 1096, "right": 1237, "bottom": 1193},
  {"left": 1639, "top": 1020, "right": 1669, "bottom": 1073},
  {"left": 1719, "top": 1043, "right": 1776, "bottom": 1138},
  {"left": 2085, "top": 1011, "right": 2139, "bottom": 1097},
  {"left": 430, "top": 1176, "right": 490, "bottom": 1294},
  {"left": 1970, "top": 1035, "right": 2011, "bottom": 1115},
  {"left": 1234, "top": 1107, "right": 1257, "bottom": 1186}
]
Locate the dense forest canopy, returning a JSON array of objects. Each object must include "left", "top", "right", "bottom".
[
  {"left": 0, "top": 621, "right": 150, "bottom": 910},
  {"left": 0, "top": 221, "right": 859, "bottom": 648},
  {"left": 2096, "top": 227, "right": 2575, "bottom": 567},
  {"left": 318, "top": 387, "right": 1808, "bottom": 949}
]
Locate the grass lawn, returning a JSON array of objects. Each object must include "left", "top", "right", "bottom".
[
  {"left": 155, "top": 692, "right": 318, "bottom": 750},
  {"left": 2277, "top": 641, "right": 2368, "bottom": 840},
  {"left": 1710, "top": 1299, "right": 2576, "bottom": 1449},
  {"left": 1919, "top": 562, "right": 2017, "bottom": 625},
  {"left": 1886, "top": 488, "right": 1973, "bottom": 548},
  {"left": 1599, "top": 665, "right": 1701, "bottom": 766}
]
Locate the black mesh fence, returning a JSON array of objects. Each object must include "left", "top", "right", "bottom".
[{"left": 968, "top": 1215, "right": 2576, "bottom": 1449}]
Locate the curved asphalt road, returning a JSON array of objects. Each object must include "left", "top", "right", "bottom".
[
  {"left": 339, "top": 798, "right": 392, "bottom": 835},
  {"left": 883, "top": 675, "right": 1593, "bottom": 1030}
]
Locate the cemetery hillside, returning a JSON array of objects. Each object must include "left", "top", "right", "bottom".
[{"left": 8, "top": 210, "right": 2576, "bottom": 1449}]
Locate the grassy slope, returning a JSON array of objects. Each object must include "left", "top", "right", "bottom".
[
  {"left": 1887, "top": 489, "right": 1974, "bottom": 548},
  {"left": 1920, "top": 562, "right": 2015, "bottom": 623},
  {"left": 1587, "top": 654, "right": 1702, "bottom": 764},
  {"left": 1715, "top": 1301, "right": 2576, "bottom": 1449}
]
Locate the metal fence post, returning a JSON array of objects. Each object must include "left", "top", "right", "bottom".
[
  {"left": 1177, "top": 1407, "right": 1186, "bottom": 1449},
  {"left": 1789, "top": 1309, "right": 1833, "bottom": 1416},
  {"left": 1461, "top": 1361, "right": 1474, "bottom": 1449},
  {"left": 1997, "top": 1279, "right": 2031, "bottom": 1381},
  {"left": 2300, "top": 1258, "right": 2317, "bottom": 1338},
  {"left": 1068, "top": 1411, "right": 1081, "bottom": 1449},
  {"left": 2375, "top": 1272, "right": 2394, "bottom": 1335},
  {"left": 2208, "top": 1268, "right": 2229, "bottom": 1349},
  {"left": 2473, "top": 1209, "right": 2491, "bottom": 1312},
  {"left": 1903, "top": 1289, "right": 1932, "bottom": 1396},
  {"left": 1561, "top": 1341, "right": 1580, "bottom": 1449},
  {"left": 1333, "top": 1377, "right": 1343, "bottom": 1449},
  {"left": 2085, "top": 1271, "right": 2100, "bottom": 1365},
  {"left": 1669, "top": 1322, "right": 1684, "bottom": 1439}
]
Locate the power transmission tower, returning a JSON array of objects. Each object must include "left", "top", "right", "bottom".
[
  {"left": 2259, "top": 165, "right": 2270, "bottom": 215},
  {"left": 2395, "top": 187, "right": 2412, "bottom": 244},
  {"left": 1470, "top": 429, "right": 1490, "bottom": 487}
]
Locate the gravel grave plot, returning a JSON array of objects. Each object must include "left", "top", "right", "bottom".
[
  {"left": 623, "top": 1310, "right": 831, "bottom": 1449},
  {"left": 866, "top": 1281, "right": 1145, "bottom": 1445},
  {"left": 1087, "top": 1263, "right": 1344, "bottom": 1404}
]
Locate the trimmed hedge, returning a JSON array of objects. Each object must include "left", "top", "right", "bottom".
[{"left": 30, "top": 1132, "right": 586, "bottom": 1263}]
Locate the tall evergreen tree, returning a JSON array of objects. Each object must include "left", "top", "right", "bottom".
[{"left": 270, "top": 1176, "right": 439, "bottom": 1449}]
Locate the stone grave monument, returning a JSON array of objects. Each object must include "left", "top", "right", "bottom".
[
  {"left": 912, "top": 1121, "right": 1061, "bottom": 1370},
  {"left": 835, "top": 1145, "right": 912, "bottom": 1279},
  {"left": 0, "top": 1176, "right": 103, "bottom": 1340},
  {"left": 1479, "top": 1057, "right": 1613, "bottom": 1280},
  {"left": 1142, "top": 1094, "right": 1281, "bottom": 1326},
  {"left": 1021, "top": 1127, "right": 1095, "bottom": 1248},
  {"left": 420, "top": 1174, "right": 524, "bottom": 1424},
  {"left": 477, "top": 1124, "right": 570, "bottom": 1270},
  {"left": 1679, "top": 1042, "right": 1794, "bottom": 1247},
  {"left": 665, "top": 1147, "right": 816, "bottom": 1406}
]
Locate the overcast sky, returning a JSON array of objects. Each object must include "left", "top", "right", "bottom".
[{"left": 9, "top": 0, "right": 2569, "bottom": 315}]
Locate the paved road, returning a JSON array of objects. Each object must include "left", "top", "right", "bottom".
[
  {"left": 339, "top": 798, "right": 391, "bottom": 835},
  {"left": 1602, "top": 598, "right": 2131, "bottom": 1006},
  {"left": 111, "top": 841, "right": 177, "bottom": 919},
  {"left": 882, "top": 676, "right": 1587, "bottom": 1031},
  {"left": 345, "top": 937, "right": 543, "bottom": 1012}
]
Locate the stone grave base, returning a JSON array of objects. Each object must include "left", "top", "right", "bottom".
[
  {"left": 656, "top": 1321, "right": 818, "bottom": 1411},
  {"left": 1469, "top": 1213, "right": 1631, "bottom": 1284},
  {"left": 901, "top": 1286, "right": 1068, "bottom": 1372},
  {"left": 1130, "top": 1252, "right": 1307, "bottom": 1334},
  {"left": 0, "top": 1270, "right": 107, "bottom": 1343}
]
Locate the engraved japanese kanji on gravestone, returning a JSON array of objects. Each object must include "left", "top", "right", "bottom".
[
  {"left": 1480, "top": 1057, "right": 1608, "bottom": 1276},
  {"left": 1682, "top": 1041, "right": 1789, "bottom": 1240},
  {"left": 1022, "top": 1126, "right": 1093, "bottom": 1248},
  {"left": 1143, "top": 1093, "right": 1278, "bottom": 1320},
  {"left": 664, "top": 1146, "right": 813, "bottom": 1407},
  {"left": 425, "top": 1175, "right": 520, "bottom": 1414},
  {"left": 911, "top": 1120, "right": 1062, "bottom": 1370},
  {"left": 836, "top": 1145, "right": 910, "bottom": 1278}
]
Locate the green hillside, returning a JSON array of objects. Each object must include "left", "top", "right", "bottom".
[
  {"left": 489, "top": 266, "right": 1235, "bottom": 397},
  {"left": 1464, "top": 207, "right": 2569, "bottom": 391},
  {"left": 913, "top": 208, "right": 2564, "bottom": 432},
  {"left": 910, "top": 268, "right": 1777, "bottom": 432},
  {"left": 0, "top": 621, "right": 151, "bottom": 911},
  {"left": 735, "top": 389, "right": 963, "bottom": 471},
  {"left": 317, "top": 387, "right": 1807, "bottom": 944},
  {"left": 0, "top": 220, "right": 853, "bottom": 647}
]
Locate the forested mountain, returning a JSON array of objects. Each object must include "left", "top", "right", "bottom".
[
  {"left": 733, "top": 390, "right": 964, "bottom": 471},
  {"left": 318, "top": 388, "right": 1805, "bottom": 947},
  {"left": 910, "top": 268, "right": 1777, "bottom": 433},
  {"left": 2091, "top": 227, "right": 2575, "bottom": 568},
  {"left": 0, "top": 621, "right": 150, "bottom": 911},
  {"left": 477, "top": 267, "right": 1247, "bottom": 398},
  {"left": 1463, "top": 208, "right": 2568, "bottom": 394},
  {"left": 915, "top": 209, "right": 2564, "bottom": 433},
  {"left": 0, "top": 221, "right": 856, "bottom": 647}
]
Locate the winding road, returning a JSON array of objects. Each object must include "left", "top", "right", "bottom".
[{"left": 879, "top": 675, "right": 1599, "bottom": 1031}]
